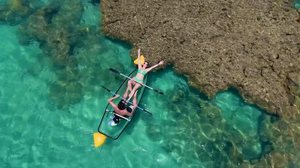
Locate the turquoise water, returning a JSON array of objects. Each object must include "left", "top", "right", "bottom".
[
  {"left": 295, "top": 0, "right": 300, "bottom": 9},
  {"left": 0, "top": 0, "right": 291, "bottom": 167}
]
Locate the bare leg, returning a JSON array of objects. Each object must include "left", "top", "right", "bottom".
[
  {"left": 132, "top": 91, "right": 138, "bottom": 107},
  {"left": 127, "top": 79, "right": 134, "bottom": 92},
  {"left": 127, "top": 83, "right": 141, "bottom": 102},
  {"left": 123, "top": 79, "right": 135, "bottom": 99},
  {"left": 123, "top": 85, "right": 130, "bottom": 100}
]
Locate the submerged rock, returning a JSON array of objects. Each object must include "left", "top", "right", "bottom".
[
  {"left": 101, "top": 0, "right": 300, "bottom": 119},
  {"left": 15, "top": 0, "right": 104, "bottom": 109},
  {"left": 0, "top": 0, "right": 32, "bottom": 25},
  {"left": 145, "top": 85, "right": 274, "bottom": 166}
]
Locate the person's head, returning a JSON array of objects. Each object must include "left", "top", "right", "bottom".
[
  {"left": 142, "top": 62, "right": 148, "bottom": 68},
  {"left": 126, "top": 106, "right": 133, "bottom": 113},
  {"left": 117, "top": 100, "right": 126, "bottom": 110}
]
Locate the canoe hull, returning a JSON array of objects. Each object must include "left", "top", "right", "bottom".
[{"left": 97, "top": 68, "right": 147, "bottom": 140}]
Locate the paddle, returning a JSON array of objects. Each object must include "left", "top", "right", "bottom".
[
  {"left": 101, "top": 85, "right": 153, "bottom": 115},
  {"left": 109, "top": 68, "right": 164, "bottom": 95}
]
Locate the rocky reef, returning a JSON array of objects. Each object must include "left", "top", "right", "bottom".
[
  {"left": 0, "top": 0, "right": 32, "bottom": 25},
  {"left": 101, "top": 1, "right": 300, "bottom": 166},
  {"left": 18, "top": 0, "right": 86, "bottom": 109},
  {"left": 101, "top": 0, "right": 300, "bottom": 119}
]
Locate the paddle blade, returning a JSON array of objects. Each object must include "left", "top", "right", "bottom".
[
  {"left": 154, "top": 89, "right": 164, "bottom": 95},
  {"left": 93, "top": 132, "right": 106, "bottom": 148},
  {"left": 144, "top": 109, "right": 153, "bottom": 115},
  {"left": 101, "top": 85, "right": 117, "bottom": 96},
  {"left": 101, "top": 85, "right": 110, "bottom": 92},
  {"left": 109, "top": 68, "right": 119, "bottom": 74}
]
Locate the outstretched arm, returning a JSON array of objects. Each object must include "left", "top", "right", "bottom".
[
  {"left": 108, "top": 101, "right": 118, "bottom": 111},
  {"left": 145, "top": 60, "right": 164, "bottom": 73},
  {"left": 137, "top": 49, "right": 142, "bottom": 69},
  {"left": 108, "top": 95, "right": 119, "bottom": 111},
  {"left": 108, "top": 95, "right": 119, "bottom": 103}
]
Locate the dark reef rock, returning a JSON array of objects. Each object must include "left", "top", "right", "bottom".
[
  {"left": 90, "top": 0, "right": 100, "bottom": 6},
  {"left": 7, "top": 0, "right": 103, "bottom": 109},
  {"left": 144, "top": 86, "right": 276, "bottom": 167},
  {"left": 101, "top": 0, "right": 300, "bottom": 118},
  {"left": 17, "top": 0, "right": 85, "bottom": 109},
  {"left": 0, "top": 0, "right": 33, "bottom": 25}
]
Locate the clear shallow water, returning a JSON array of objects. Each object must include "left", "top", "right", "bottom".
[
  {"left": 295, "top": 0, "right": 300, "bottom": 9},
  {"left": 0, "top": 0, "right": 288, "bottom": 167}
]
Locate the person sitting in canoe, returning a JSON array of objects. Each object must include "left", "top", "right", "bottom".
[
  {"left": 125, "top": 48, "right": 164, "bottom": 102},
  {"left": 107, "top": 91, "right": 138, "bottom": 126}
]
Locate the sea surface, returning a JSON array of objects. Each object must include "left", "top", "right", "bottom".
[
  {"left": 0, "top": 0, "right": 299, "bottom": 168},
  {"left": 295, "top": 0, "right": 300, "bottom": 8}
]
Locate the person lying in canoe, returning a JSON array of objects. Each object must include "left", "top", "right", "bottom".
[
  {"left": 125, "top": 48, "right": 164, "bottom": 102},
  {"left": 107, "top": 91, "right": 138, "bottom": 126}
]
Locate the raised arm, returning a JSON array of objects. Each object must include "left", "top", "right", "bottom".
[
  {"left": 137, "top": 49, "right": 142, "bottom": 69},
  {"left": 145, "top": 60, "right": 164, "bottom": 73}
]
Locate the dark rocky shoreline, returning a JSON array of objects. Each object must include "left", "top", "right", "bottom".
[{"left": 101, "top": 0, "right": 300, "bottom": 119}]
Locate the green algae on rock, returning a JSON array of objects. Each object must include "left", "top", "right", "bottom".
[{"left": 101, "top": 0, "right": 300, "bottom": 119}]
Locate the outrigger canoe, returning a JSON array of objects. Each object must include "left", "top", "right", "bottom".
[
  {"left": 97, "top": 68, "right": 148, "bottom": 140},
  {"left": 94, "top": 67, "right": 164, "bottom": 147}
]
